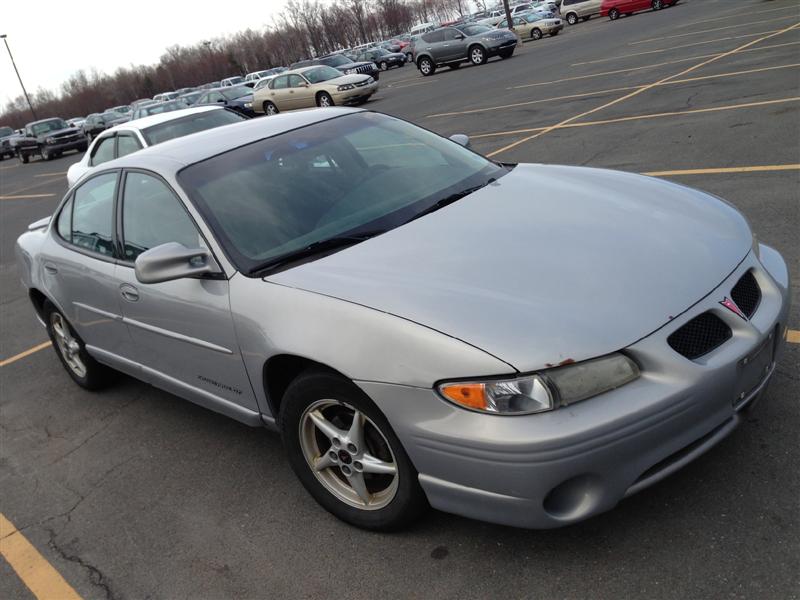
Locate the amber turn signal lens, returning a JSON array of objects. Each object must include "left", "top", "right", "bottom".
[{"left": 440, "top": 383, "right": 487, "bottom": 410}]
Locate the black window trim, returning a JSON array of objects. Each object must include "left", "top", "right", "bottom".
[{"left": 89, "top": 133, "right": 117, "bottom": 167}]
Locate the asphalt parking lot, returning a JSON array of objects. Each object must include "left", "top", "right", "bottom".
[{"left": 1, "top": 0, "right": 798, "bottom": 597}]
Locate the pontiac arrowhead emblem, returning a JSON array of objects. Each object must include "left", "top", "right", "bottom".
[{"left": 720, "top": 297, "right": 747, "bottom": 320}]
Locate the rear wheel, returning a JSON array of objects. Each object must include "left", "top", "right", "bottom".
[
  {"left": 566, "top": 12, "right": 578, "bottom": 25},
  {"left": 469, "top": 45, "right": 487, "bottom": 65},
  {"left": 379, "top": 61, "right": 388, "bottom": 71},
  {"left": 418, "top": 56, "right": 435, "bottom": 76},
  {"left": 316, "top": 92, "right": 334, "bottom": 107},
  {"left": 263, "top": 101, "right": 279, "bottom": 115},
  {"left": 609, "top": 8, "right": 620, "bottom": 19},
  {"left": 499, "top": 49, "right": 514, "bottom": 59},
  {"left": 18, "top": 151, "right": 29, "bottom": 164},
  {"left": 281, "top": 370, "right": 427, "bottom": 530},
  {"left": 44, "top": 301, "right": 115, "bottom": 390},
  {"left": 531, "top": 28, "right": 543, "bottom": 40},
  {"left": 652, "top": 0, "right": 663, "bottom": 9}
]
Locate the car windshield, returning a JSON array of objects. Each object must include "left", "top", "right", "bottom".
[
  {"left": 31, "top": 119, "right": 68, "bottom": 135},
  {"left": 221, "top": 86, "right": 251, "bottom": 100},
  {"left": 0, "top": 126, "right": 13, "bottom": 137},
  {"left": 141, "top": 109, "right": 246, "bottom": 146},
  {"left": 178, "top": 112, "right": 506, "bottom": 274},
  {"left": 304, "top": 66, "right": 342, "bottom": 84},
  {"left": 321, "top": 54, "right": 353, "bottom": 67},
  {"left": 459, "top": 24, "right": 492, "bottom": 35},
  {"left": 139, "top": 101, "right": 187, "bottom": 117},
  {"left": 525, "top": 12, "right": 545, "bottom": 21}
]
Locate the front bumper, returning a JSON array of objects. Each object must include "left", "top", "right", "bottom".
[
  {"left": 335, "top": 82, "right": 379, "bottom": 105},
  {"left": 46, "top": 136, "right": 88, "bottom": 154},
  {"left": 358, "top": 246, "right": 790, "bottom": 529},
  {"left": 486, "top": 39, "right": 518, "bottom": 57}
]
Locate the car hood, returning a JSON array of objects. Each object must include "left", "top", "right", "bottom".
[
  {"left": 267, "top": 164, "right": 752, "bottom": 372},
  {"left": 329, "top": 74, "right": 373, "bottom": 85}
]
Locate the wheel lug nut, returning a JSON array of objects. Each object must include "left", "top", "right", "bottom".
[
  {"left": 347, "top": 443, "right": 357, "bottom": 454},
  {"left": 332, "top": 438, "right": 341, "bottom": 448},
  {"left": 341, "top": 465, "right": 352, "bottom": 476}
]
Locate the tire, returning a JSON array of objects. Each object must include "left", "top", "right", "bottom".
[
  {"left": 41, "top": 146, "right": 51, "bottom": 161},
  {"left": 499, "top": 49, "right": 514, "bottom": 59},
  {"left": 469, "top": 45, "right": 487, "bottom": 66},
  {"left": 406, "top": 52, "right": 413, "bottom": 62},
  {"left": 609, "top": 8, "right": 620, "bottom": 20},
  {"left": 316, "top": 92, "right": 334, "bottom": 108},
  {"left": 652, "top": 0, "right": 663, "bottom": 9},
  {"left": 531, "top": 28, "right": 543, "bottom": 40},
  {"left": 379, "top": 61, "right": 388, "bottom": 71},
  {"left": 418, "top": 56, "right": 436, "bottom": 76},
  {"left": 263, "top": 101, "right": 279, "bottom": 116},
  {"left": 566, "top": 12, "right": 578, "bottom": 25},
  {"left": 18, "top": 152, "right": 29, "bottom": 164},
  {"left": 43, "top": 301, "right": 116, "bottom": 390},
  {"left": 281, "top": 369, "right": 427, "bottom": 531}
]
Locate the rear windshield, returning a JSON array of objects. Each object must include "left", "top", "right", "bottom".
[
  {"left": 0, "top": 126, "right": 13, "bottom": 137},
  {"left": 141, "top": 109, "right": 247, "bottom": 146},
  {"left": 221, "top": 86, "right": 252, "bottom": 100}
]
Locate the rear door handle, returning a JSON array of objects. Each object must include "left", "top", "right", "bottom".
[
  {"left": 44, "top": 263, "right": 58, "bottom": 274},
  {"left": 119, "top": 283, "right": 139, "bottom": 302}
]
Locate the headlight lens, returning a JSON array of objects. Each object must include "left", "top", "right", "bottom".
[
  {"left": 244, "top": 102, "right": 253, "bottom": 108},
  {"left": 45, "top": 137, "right": 56, "bottom": 144},
  {"left": 345, "top": 68, "right": 356, "bottom": 74},
  {"left": 337, "top": 83, "right": 355, "bottom": 91},
  {"left": 438, "top": 353, "right": 639, "bottom": 415}
]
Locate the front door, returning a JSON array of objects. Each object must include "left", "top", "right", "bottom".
[
  {"left": 287, "top": 74, "right": 314, "bottom": 109},
  {"left": 113, "top": 170, "right": 259, "bottom": 416}
]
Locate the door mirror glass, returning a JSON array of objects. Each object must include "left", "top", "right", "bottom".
[
  {"left": 449, "top": 134, "right": 471, "bottom": 148},
  {"left": 135, "top": 242, "right": 221, "bottom": 284}
]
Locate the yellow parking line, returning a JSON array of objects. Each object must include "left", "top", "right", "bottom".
[
  {"left": 510, "top": 40, "right": 800, "bottom": 89},
  {"left": 34, "top": 172, "right": 67, "bottom": 178},
  {"left": 0, "top": 193, "right": 56, "bottom": 200},
  {"left": 431, "top": 63, "right": 800, "bottom": 119},
  {"left": 0, "top": 513, "right": 82, "bottom": 600},
  {"left": 690, "top": 4, "right": 800, "bottom": 27},
  {"left": 474, "top": 96, "right": 800, "bottom": 139},
  {"left": 788, "top": 330, "right": 800, "bottom": 344},
  {"left": 487, "top": 22, "right": 800, "bottom": 157},
  {"left": 0, "top": 341, "right": 52, "bottom": 367},
  {"left": 629, "top": 15, "right": 797, "bottom": 45},
  {"left": 572, "top": 29, "right": 783, "bottom": 67},
  {"left": 643, "top": 165, "right": 800, "bottom": 177}
]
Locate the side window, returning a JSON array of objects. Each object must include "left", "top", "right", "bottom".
[
  {"left": 121, "top": 172, "right": 203, "bottom": 262},
  {"left": 499, "top": 19, "right": 508, "bottom": 27},
  {"left": 90, "top": 136, "right": 115, "bottom": 166},
  {"left": 56, "top": 197, "right": 73, "bottom": 241},
  {"left": 117, "top": 134, "right": 142, "bottom": 158},
  {"left": 421, "top": 30, "right": 445, "bottom": 43},
  {"left": 271, "top": 76, "right": 288, "bottom": 89},
  {"left": 443, "top": 28, "right": 461, "bottom": 41},
  {"left": 288, "top": 75, "right": 306, "bottom": 88},
  {"left": 208, "top": 92, "right": 224, "bottom": 102},
  {"left": 71, "top": 173, "right": 117, "bottom": 256}
]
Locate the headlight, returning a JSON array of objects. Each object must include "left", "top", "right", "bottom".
[
  {"left": 337, "top": 83, "right": 355, "bottom": 91},
  {"left": 345, "top": 68, "right": 356, "bottom": 74},
  {"left": 438, "top": 353, "right": 639, "bottom": 415},
  {"left": 45, "top": 137, "right": 56, "bottom": 144},
  {"left": 244, "top": 102, "right": 253, "bottom": 108}
]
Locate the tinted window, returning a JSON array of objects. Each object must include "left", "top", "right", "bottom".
[
  {"left": 117, "top": 134, "right": 142, "bottom": 158},
  {"left": 57, "top": 197, "right": 73, "bottom": 241},
  {"left": 443, "top": 28, "right": 462, "bottom": 41},
  {"left": 91, "top": 136, "right": 116, "bottom": 166},
  {"left": 421, "top": 30, "right": 445, "bottom": 43},
  {"left": 141, "top": 109, "right": 246, "bottom": 146},
  {"left": 121, "top": 172, "right": 202, "bottom": 261},
  {"left": 71, "top": 173, "right": 117, "bottom": 256}
]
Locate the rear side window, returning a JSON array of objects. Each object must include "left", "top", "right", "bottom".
[
  {"left": 271, "top": 76, "right": 289, "bottom": 89},
  {"left": 71, "top": 173, "right": 117, "bottom": 257},
  {"left": 121, "top": 172, "right": 203, "bottom": 261},
  {"left": 91, "top": 136, "right": 115, "bottom": 166},
  {"left": 422, "top": 30, "right": 445, "bottom": 43}
]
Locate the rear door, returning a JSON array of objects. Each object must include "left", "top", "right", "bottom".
[{"left": 113, "top": 169, "right": 258, "bottom": 415}]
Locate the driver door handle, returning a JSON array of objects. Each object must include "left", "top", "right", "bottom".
[
  {"left": 44, "top": 263, "right": 58, "bottom": 274},
  {"left": 120, "top": 283, "right": 139, "bottom": 302}
]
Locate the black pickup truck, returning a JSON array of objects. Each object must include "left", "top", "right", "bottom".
[{"left": 15, "top": 117, "right": 88, "bottom": 163}]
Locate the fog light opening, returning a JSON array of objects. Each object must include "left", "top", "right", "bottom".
[{"left": 542, "top": 475, "right": 603, "bottom": 521}]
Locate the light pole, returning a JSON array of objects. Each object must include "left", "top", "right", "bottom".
[{"left": 1, "top": 34, "right": 37, "bottom": 121}]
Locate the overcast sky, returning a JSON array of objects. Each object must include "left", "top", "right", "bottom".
[{"left": 1, "top": 0, "right": 286, "bottom": 107}]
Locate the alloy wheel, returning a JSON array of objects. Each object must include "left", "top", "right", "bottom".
[
  {"left": 567, "top": 13, "right": 577, "bottom": 25},
  {"left": 470, "top": 47, "right": 484, "bottom": 65},
  {"left": 299, "top": 399, "right": 399, "bottom": 510},
  {"left": 50, "top": 312, "right": 87, "bottom": 378}
]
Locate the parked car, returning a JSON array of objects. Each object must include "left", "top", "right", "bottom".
[
  {"left": 130, "top": 99, "right": 190, "bottom": 120},
  {"left": 415, "top": 25, "right": 517, "bottom": 76},
  {"left": 101, "top": 110, "right": 131, "bottom": 129},
  {"left": 498, "top": 12, "right": 564, "bottom": 39},
  {"left": 355, "top": 47, "right": 407, "bottom": 70},
  {"left": 558, "top": 0, "right": 601, "bottom": 23},
  {"left": 66, "top": 107, "right": 247, "bottom": 186},
  {"left": 195, "top": 85, "right": 256, "bottom": 117},
  {"left": 16, "top": 108, "right": 789, "bottom": 532},
  {"left": 245, "top": 68, "right": 286, "bottom": 82},
  {"left": 254, "top": 66, "right": 377, "bottom": 115},
  {"left": 66, "top": 117, "right": 86, "bottom": 130},
  {"left": 509, "top": 3, "right": 534, "bottom": 16},
  {"left": 379, "top": 40, "right": 402, "bottom": 53},
  {"left": 409, "top": 22, "right": 437, "bottom": 35},
  {"left": 0, "top": 125, "right": 16, "bottom": 159},
  {"left": 15, "top": 117, "right": 88, "bottom": 163},
  {"left": 107, "top": 105, "right": 132, "bottom": 115},
  {"left": 401, "top": 35, "right": 421, "bottom": 61},
  {"left": 153, "top": 92, "right": 180, "bottom": 102},
  {"left": 177, "top": 90, "right": 204, "bottom": 105},
  {"left": 221, "top": 76, "right": 246, "bottom": 87},
  {"left": 291, "top": 54, "right": 381, "bottom": 81},
  {"left": 601, "top": 0, "right": 678, "bottom": 19},
  {"left": 130, "top": 98, "right": 154, "bottom": 107},
  {"left": 476, "top": 10, "right": 505, "bottom": 26}
]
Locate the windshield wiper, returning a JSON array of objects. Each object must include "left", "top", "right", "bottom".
[
  {"left": 405, "top": 179, "right": 495, "bottom": 224},
  {"left": 252, "top": 230, "right": 385, "bottom": 276}
]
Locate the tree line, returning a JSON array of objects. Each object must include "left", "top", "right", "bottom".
[{"left": 1, "top": 0, "right": 480, "bottom": 128}]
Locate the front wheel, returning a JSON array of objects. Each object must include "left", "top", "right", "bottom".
[
  {"left": 566, "top": 12, "right": 578, "bottom": 25},
  {"left": 652, "top": 0, "right": 663, "bottom": 9},
  {"left": 418, "top": 56, "right": 436, "bottom": 76},
  {"left": 531, "top": 28, "right": 543, "bottom": 40},
  {"left": 263, "top": 101, "right": 279, "bottom": 115},
  {"left": 41, "top": 146, "right": 51, "bottom": 161},
  {"left": 18, "top": 152, "right": 29, "bottom": 164},
  {"left": 44, "top": 301, "right": 115, "bottom": 390},
  {"left": 316, "top": 92, "right": 334, "bottom": 107},
  {"left": 609, "top": 8, "right": 620, "bottom": 20},
  {"left": 469, "top": 45, "right": 486, "bottom": 65},
  {"left": 499, "top": 49, "right": 514, "bottom": 59},
  {"left": 281, "top": 370, "right": 427, "bottom": 530},
  {"left": 379, "top": 61, "right": 388, "bottom": 71}
]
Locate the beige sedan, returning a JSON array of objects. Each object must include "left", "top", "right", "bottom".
[
  {"left": 497, "top": 13, "right": 564, "bottom": 40},
  {"left": 253, "top": 66, "right": 378, "bottom": 115}
]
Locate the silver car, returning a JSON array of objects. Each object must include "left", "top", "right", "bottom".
[{"left": 16, "top": 108, "right": 790, "bottom": 530}]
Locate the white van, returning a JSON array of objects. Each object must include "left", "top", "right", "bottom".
[{"left": 409, "top": 22, "right": 436, "bottom": 36}]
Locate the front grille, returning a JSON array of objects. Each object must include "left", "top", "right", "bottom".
[
  {"left": 668, "top": 312, "right": 732, "bottom": 359},
  {"left": 730, "top": 271, "right": 760, "bottom": 318}
]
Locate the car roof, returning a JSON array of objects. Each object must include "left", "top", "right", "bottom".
[
  {"left": 105, "top": 107, "right": 364, "bottom": 172},
  {"left": 106, "top": 106, "right": 222, "bottom": 133}
]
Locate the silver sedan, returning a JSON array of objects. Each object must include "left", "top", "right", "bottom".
[{"left": 16, "top": 108, "right": 790, "bottom": 530}]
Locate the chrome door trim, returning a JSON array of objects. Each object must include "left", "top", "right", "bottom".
[
  {"left": 73, "top": 301, "right": 123, "bottom": 321},
  {"left": 122, "top": 315, "right": 234, "bottom": 354}
]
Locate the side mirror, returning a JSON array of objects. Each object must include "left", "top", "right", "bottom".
[
  {"left": 449, "top": 134, "right": 471, "bottom": 148},
  {"left": 134, "top": 242, "right": 221, "bottom": 284},
  {"left": 455, "top": 33, "right": 465, "bottom": 40}
]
